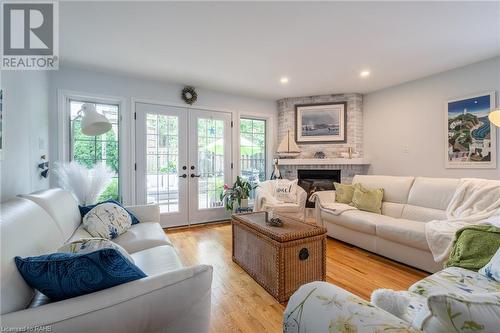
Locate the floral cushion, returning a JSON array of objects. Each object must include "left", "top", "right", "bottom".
[
  {"left": 284, "top": 281, "right": 421, "bottom": 333},
  {"left": 414, "top": 292, "right": 500, "bottom": 333},
  {"left": 402, "top": 291, "right": 428, "bottom": 324},
  {"left": 479, "top": 246, "right": 500, "bottom": 282},
  {"left": 58, "top": 238, "right": 134, "bottom": 263},
  {"left": 409, "top": 267, "right": 500, "bottom": 297},
  {"left": 83, "top": 203, "right": 132, "bottom": 239}
]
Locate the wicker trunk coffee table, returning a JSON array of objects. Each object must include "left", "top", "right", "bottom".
[{"left": 231, "top": 212, "right": 327, "bottom": 303}]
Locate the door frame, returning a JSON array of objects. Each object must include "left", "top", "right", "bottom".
[
  {"left": 132, "top": 98, "right": 235, "bottom": 226},
  {"left": 134, "top": 103, "right": 190, "bottom": 227},
  {"left": 188, "top": 108, "right": 232, "bottom": 224}
]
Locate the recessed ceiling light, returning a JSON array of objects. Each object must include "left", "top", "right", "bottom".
[
  {"left": 360, "top": 70, "right": 371, "bottom": 78},
  {"left": 280, "top": 77, "right": 289, "bottom": 84}
]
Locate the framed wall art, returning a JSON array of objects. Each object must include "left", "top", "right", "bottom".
[
  {"left": 445, "top": 91, "right": 496, "bottom": 169},
  {"left": 295, "top": 102, "right": 347, "bottom": 144}
]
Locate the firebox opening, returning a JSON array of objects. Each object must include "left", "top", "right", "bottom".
[{"left": 297, "top": 169, "right": 341, "bottom": 208}]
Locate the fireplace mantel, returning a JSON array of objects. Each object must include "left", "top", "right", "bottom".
[{"left": 277, "top": 158, "right": 370, "bottom": 166}]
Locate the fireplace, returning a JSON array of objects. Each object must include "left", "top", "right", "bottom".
[{"left": 297, "top": 169, "right": 341, "bottom": 208}]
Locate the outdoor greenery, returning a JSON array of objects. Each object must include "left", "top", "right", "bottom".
[{"left": 72, "top": 119, "right": 119, "bottom": 201}]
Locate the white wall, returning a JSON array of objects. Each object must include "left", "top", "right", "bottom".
[
  {"left": 364, "top": 56, "right": 500, "bottom": 180},
  {"left": 1, "top": 71, "right": 50, "bottom": 201},
  {"left": 48, "top": 67, "right": 277, "bottom": 201}
]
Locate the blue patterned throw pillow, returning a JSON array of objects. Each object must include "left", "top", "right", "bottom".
[
  {"left": 79, "top": 200, "right": 140, "bottom": 225},
  {"left": 15, "top": 248, "right": 146, "bottom": 301}
]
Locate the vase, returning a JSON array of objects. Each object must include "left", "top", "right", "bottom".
[{"left": 240, "top": 198, "right": 249, "bottom": 208}]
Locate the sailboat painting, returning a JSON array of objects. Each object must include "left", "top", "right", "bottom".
[{"left": 295, "top": 102, "right": 347, "bottom": 143}]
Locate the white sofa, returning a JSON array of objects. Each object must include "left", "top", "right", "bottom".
[
  {"left": 313, "top": 175, "right": 469, "bottom": 273},
  {"left": 254, "top": 180, "right": 308, "bottom": 221},
  {"left": 0, "top": 188, "right": 213, "bottom": 333}
]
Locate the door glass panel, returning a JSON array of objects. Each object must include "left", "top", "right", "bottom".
[
  {"left": 197, "top": 118, "right": 224, "bottom": 209},
  {"left": 146, "top": 113, "right": 179, "bottom": 213}
]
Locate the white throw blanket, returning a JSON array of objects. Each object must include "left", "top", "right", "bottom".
[
  {"left": 425, "top": 178, "right": 500, "bottom": 263},
  {"left": 309, "top": 191, "right": 358, "bottom": 216}
]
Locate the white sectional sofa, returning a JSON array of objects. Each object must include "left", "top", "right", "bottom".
[
  {"left": 313, "top": 175, "right": 464, "bottom": 273},
  {"left": 0, "top": 188, "right": 213, "bottom": 333}
]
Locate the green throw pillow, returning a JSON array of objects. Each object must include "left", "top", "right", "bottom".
[
  {"left": 351, "top": 183, "right": 384, "bottom": 214},
  {"left": 334, "top": 182, "right": 355, "bottom": 204}
]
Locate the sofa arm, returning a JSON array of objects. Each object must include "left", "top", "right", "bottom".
[
  {"left": 125, "top": 204, "right": 160, "bottom": 223},
  {"left": 284, "top": 282, "right": 419, "bottom": 333},
  {"left": 1, "top": 265, "right": 213, "bottom": 333},
  {"left": 296, "top": 186, "right": 307, "bottom": 208},
  {"left": 309, "top": 190, "right": 336, "bottom": 205},
  {"left": 309, "top": 191, "right": 336, "bottom": 225},
  {"left": 254, "top": 187, "right": 279, "bottom": 212}
]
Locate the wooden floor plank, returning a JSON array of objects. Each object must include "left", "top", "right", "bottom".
[{"left": 166, "top": 222, "right": 428, "bottom": 333}]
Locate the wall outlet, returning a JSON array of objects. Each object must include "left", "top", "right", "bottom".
[{"left": 403, "top": 145, "right": 409, "bottom": 153}]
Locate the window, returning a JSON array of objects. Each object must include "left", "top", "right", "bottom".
[
  {"left": 240, "top": 118, "right": 266, "bottom": 193},
  {"left": 69, "top": 100, "right": 120, "bottom": 201}
]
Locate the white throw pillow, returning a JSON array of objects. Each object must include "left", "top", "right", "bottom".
[
  {"left": 58, "top": 238, "right": 134, "bottom": 263},
  {"left": 273, "top": 179, "right": 298, "bottom": 203},
  {"left": 83, "top": 203, "right": 132, "bottom": 239},
  {"left": 479, "top": 246, "right": 500, "bottom": 281}
]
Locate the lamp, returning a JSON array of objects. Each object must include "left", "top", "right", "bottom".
[
  {"left": 79, "top": 103, "right": 112, "bottom": 136},
  {"left": 489, "top": 108, "right": 500, "bottom": 127}
]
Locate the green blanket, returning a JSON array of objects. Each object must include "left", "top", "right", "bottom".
[{"left": 445, "top": 225, "right": 500, "bottom": 271}]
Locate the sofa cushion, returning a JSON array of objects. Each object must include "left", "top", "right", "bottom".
[
  {"left": 22, "top": 189, "right": 82, "bottom": 241},
  {"left": 376, "top": 219, "right": 428, "bottom": 251},
  {"left": 113, "top": 222, "right": 172, "bottom": 253},
  {"left": 0, "top": 198, "right": 65, "bottom": 314},
  {"left": 15, "top": 249, "right": 146, "bottom": 301},
  {"left": 409, "top": 267, "right": 500, "bottom": 297},
  {"left": 131, "top": 245, "right": 183, "bottom": 276},
  {"left": 321, "top": 209, "right": 389, "bottom": 235},
  {"left": 381, "top": 202, "right": 405, "bottom": 218},
  {"left": 66, "top": 225, "right": 93, "bottom": 243},
  {"left": 406, "top": 177, "right": 459, "bottom": 211},
  {"left": 401, "top": 204, "right": 446, "bottom": 222},
  {"left": 352, "top": 175, "right": 415, "bottom": 204}
]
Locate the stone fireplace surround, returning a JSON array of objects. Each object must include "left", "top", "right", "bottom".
[{"left": 276, "top": 93, "right": 368, "bottom": 184}]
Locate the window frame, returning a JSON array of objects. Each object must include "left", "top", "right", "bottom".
[
  {"left": 57, "top": 90, "right": 131, "bottom": 203},
  {"left": 239, "top": 117, "right": 267, "bottom": 183}
]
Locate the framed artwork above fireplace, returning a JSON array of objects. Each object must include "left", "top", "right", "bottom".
[{"left": 295, "top": 102, "right": 347, "bottom": 143}]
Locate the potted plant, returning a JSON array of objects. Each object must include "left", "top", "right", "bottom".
[{"left": 220, "top": 176, "right": 256, "bottom": 211}]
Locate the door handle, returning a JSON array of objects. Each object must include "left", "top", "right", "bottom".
[
  {"left": 190, "top": 173, "right": 201, "bottom": 178},
  {"left": 179, "top": 174, "right": 187, "bottom": 178}
]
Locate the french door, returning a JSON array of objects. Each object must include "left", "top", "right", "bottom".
[{"left": 135, "top": 102, "right": 232, "bottom": 227}]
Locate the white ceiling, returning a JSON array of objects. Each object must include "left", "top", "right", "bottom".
[{"left": 60, "top": 1, "right": 500, "bottom": 99}]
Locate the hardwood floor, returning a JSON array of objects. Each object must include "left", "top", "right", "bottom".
[{"left": 166, "top": 222, "right": 428, "bottom": 333}]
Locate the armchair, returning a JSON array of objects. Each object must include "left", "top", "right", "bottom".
[{"left": 254, "top": 180, "right": 307, "bottom": 221}]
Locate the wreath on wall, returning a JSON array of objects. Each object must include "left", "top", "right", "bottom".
[{"left": 181, "top": 86, "right": 198, "bottom": 105}]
